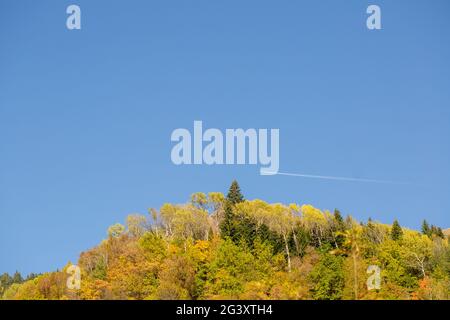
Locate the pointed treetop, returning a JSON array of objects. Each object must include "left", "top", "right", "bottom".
[
  {"left": 333, "top": 209, "right": 343, "bottom": 223},
  {"left": 421, "top": 220, "right": 431, "bottom": 237},
  {"left": 391, "top": 219, "right": 403, "bottom": 241},
  {"left": 333, "top": 209, "right": 345, "bottom": 231},
  {"left": 12, "top": 271, "right": 23, "bottom": 283},
  {"left": 226, "top": 180, "right": 244, "bottom": 205}
]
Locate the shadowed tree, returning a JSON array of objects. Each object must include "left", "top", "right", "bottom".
[
  {"left": 422, "top": 220, "right": 431, "bottom": 238},
  {"left": 391, "top": 219, "right": 403, "bottom": 241},
  {"left": 226, "top": 180, "right": 244, "bottom": 205},
  {"left": 220, "top": 180, "right": 244, "bottom": 239}
]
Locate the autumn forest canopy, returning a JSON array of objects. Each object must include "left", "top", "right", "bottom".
[{"left": 1, "top": 181, "right": 449, "bottom": 300}]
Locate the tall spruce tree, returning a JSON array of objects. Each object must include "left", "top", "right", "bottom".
[
  {"left": 333, "top": 209, "right": 345, "bottom": 231},
  {"left": 220, "top": 180, "right": 244, "bottom": 239},
  {"left": 226, "top": 180, "right": 244, "bottom": 205},
  {"left": 391, "top": 219, "right": 403, "bottom": 241},
  {"left": 421, "top": 220, "right": 431, "bottom": 237}
]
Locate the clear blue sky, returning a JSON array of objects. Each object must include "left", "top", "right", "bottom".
[{"left": 1, "top": 0, "right": 449, "bottom": 275}]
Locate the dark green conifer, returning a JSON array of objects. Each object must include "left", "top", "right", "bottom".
[
  {"left": 391, "top": 219, "right": 403, "bottom": 241},
  {"left": 421, "top": 220, "right": 431, "bottom": 237},
  {"left": 220, "top": 180, "right": 244, "bottom": 239}
]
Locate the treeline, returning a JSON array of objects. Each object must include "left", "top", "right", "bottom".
[
  {"left": 2, "top": 181, "right": 449, "bottom": 300},
  {"left": 0, "top": 272, "right": 39, "bottom": 297}
]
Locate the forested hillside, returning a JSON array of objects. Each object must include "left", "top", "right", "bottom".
[{"left": 2, "top": 181, "right": 449, "bottom": 300}]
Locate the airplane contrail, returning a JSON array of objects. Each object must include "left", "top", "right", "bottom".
[{"left": 263, "top": 170, "right": 414, "bottom": 185}]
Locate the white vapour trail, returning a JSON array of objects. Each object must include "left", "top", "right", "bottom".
[{"left": 263, "top": 171, "right": 412, "bottom": 185}]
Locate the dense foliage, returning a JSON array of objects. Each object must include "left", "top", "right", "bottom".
[{"left": 2, "top": 181, "right": 449, "bottom": 300}]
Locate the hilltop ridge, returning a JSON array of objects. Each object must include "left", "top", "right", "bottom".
[{"left": 1, "top": 181, "right": 449, "bottom": 300}]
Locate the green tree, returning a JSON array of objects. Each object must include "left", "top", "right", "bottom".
[
  {"left": 422, "top": 220, "right": 431, "bottom": 237},
  {"left": 309, "top": 249, "right": 345, "bottom": 300},
  {"left": 0, "top": 273, "right": 13, "bottom": 297},
  {"left": 12, "top": 271, "right": 23, "bottom": 284},
  {"left": 334, "top": 228, "right": 361, "bottom": 299},
  {"left": 226, "top": 180, "right": 244, "bottom": 205},
  {"left": 391, "top": 220, "right": 403, "bottom": 241},
  {"left": 333, "top": 209, "right": 345, "bottom": 231},
  {"left": 205, "top": 238, "right": 256, "bottom": 298},
  {"left": 220, "top": 180, "right": 244, "bottom": 239}
]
